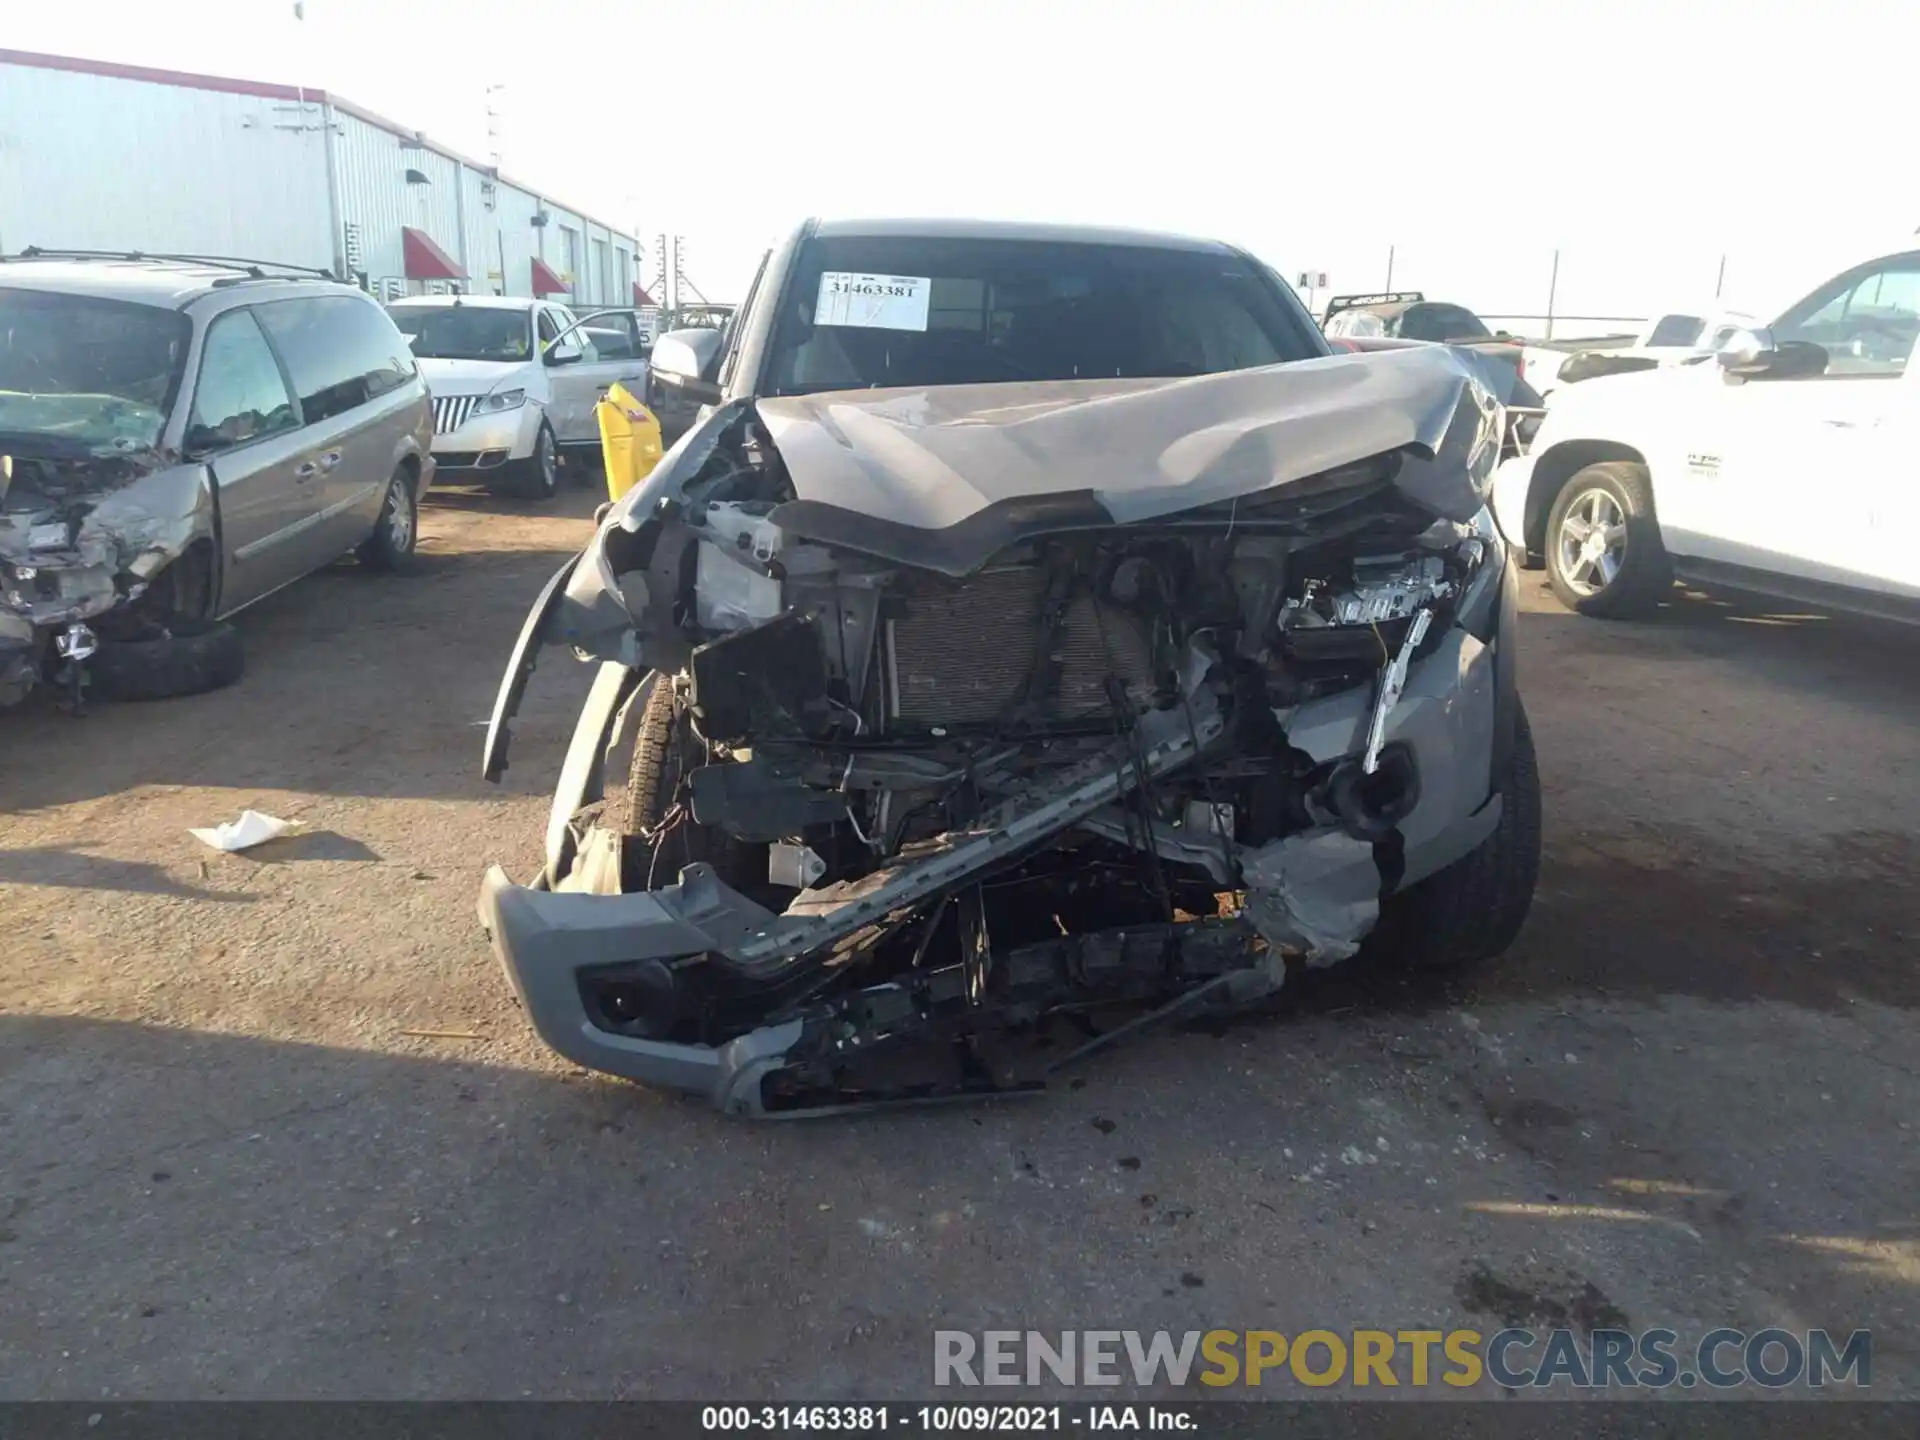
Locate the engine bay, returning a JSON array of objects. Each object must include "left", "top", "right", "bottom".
[{"left": 545, "top": 408, "right": 1497, "bottom": 1106}]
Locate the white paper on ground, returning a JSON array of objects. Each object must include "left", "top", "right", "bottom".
[
  {"left": 814, "top": 272, "right": 931, "bottom": 331},
  {"left": 188, "top": 810, "right": 298, "bottom": 852}
]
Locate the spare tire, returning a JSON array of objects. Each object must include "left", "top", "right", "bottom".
[{"left": 87, "top": 614, "right": 245, "bottom": 703}]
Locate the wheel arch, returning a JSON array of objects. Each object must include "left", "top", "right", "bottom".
[
  {"left": 1523, "top": 439, "right": 1649, "bottom": 556},
  {"left": 154, "top": 536, "right": 221, "bottom": 620}
]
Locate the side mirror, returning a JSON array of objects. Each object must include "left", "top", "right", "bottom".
[
  {"left": 1716, "top": 326, "right": 1778, "bottom": 376},
  {"left": 1717, "top": 328, "right": 1831, "bottom": 381},
  {"left": 544, "top": 338, "right": 584, "bottom": 367},
  {"left": 649, "top": 327, "right": 725, "bottom": 404}
]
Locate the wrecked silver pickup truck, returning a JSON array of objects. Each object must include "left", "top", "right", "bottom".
[
  {"left": 478, "top": 219, "right": 1539, "bottom": 1115},
  {"left": 2, "top": 253, "right": 433, "bottom": 707}
]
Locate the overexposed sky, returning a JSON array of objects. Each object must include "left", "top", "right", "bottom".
[{"left": 9, "top": 0, "right": 1912, "bottom": 323}]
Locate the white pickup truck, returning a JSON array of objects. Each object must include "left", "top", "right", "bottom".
[{"left": 1491, "top": 241, "right": 1920, "bottom": 622}]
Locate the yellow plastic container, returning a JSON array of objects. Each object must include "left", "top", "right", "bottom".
[{"left": 596, "top": 382, "right": 665, "bottom": 503}]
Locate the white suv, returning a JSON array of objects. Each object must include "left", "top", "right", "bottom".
[
  {"left": 1492, "top": 242, "right": 1920, "bottom": 622},
  {"left": 386, "top": 296, "right": 650, "bottom": 499}
]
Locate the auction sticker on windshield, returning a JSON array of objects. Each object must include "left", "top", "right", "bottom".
[{"left": 815, "top": 272, "right": 931, "bottom": 331}]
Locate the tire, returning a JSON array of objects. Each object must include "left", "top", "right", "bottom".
[
  {"left": 86, "top": 615, "right": 245, "bottom": 703},
  {"left": 1361, "top": 701, "right": 1542, "bottom": 973},
  {"left": 508, "top": 419, "right": 560, "bottom": 501},
  {"left": 1544, "top": 461, "right": 1671, "bottom": 618},
  {"left": 357, "top": 466, "right": 419, "bottom": 572},
  {"left": 609, "top": 679, "right": 765, "bottom": 894}
]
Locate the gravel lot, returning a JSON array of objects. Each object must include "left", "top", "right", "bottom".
[{"left": 3, "top": 480, "right": 1916, "bottom": 1401}]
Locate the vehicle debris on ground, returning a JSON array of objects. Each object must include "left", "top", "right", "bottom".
[{"left": 187, "top": 809, "right": 299, "bottom": 852}]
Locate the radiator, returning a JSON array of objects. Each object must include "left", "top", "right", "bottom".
[{"left": 884, "top": 568, "right": 1157, "bottom": 728}]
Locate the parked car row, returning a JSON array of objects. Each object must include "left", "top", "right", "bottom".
[{"left": 386, "top": 295, "right": 651, "bottom": 499}]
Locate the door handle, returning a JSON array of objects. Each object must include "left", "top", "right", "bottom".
[
  {"left": 293, "top": 461, "right": 319, "bottom": 480},
  {"left": 318, "top": 450, "right": 344, "bottom": 470}
]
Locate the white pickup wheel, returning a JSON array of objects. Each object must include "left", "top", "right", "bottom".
[{"left": 1544, "top": 461, "right": 1672, "bottom": 618}]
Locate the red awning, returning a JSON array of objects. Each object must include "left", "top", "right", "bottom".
[
  {"left": 401, "top": 226, "right": 465, "bottom": 281},
  {"left": 633, "top": 282, "right": 656, "bottom": 307},
  {"left": 530, "top": 258, "right": 569, "bottom": 296}
]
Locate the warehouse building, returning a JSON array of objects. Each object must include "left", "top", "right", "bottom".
[{"left": 0, "top": 48, "right": 644, "bottom": 308}]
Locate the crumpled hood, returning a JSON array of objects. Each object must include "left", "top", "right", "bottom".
[{"left": 754, "top": 344, "right": 1502, "bottom": 546}]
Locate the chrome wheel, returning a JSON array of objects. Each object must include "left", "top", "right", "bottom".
[
  {"left": 385, "top": 476, "right": 414, "bottom": 552},
  {"left": 1554, "top": 487, "right": 1627, "bottom": 596}
]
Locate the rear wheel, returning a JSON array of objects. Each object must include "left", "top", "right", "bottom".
[
  {"left": 357, "top": 466, "right": 419, "bottom": 571},
  {"left": 610, "top": 679, "right": 766, "bottom": 894},
  {"left": 1545, "top": 461, "right": 1671, "bottom": 617},
  {"left": 1362, "top": 701, "right": 1542, "bottom": 973}
]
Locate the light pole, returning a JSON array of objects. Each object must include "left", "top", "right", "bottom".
[{"left": 1545, "top": 248, "right": 1561, "bottom": 340}]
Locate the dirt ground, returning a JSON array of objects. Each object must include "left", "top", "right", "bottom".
[{"left": 2, "top": 479, "right": 1917, "bottom": 1401}]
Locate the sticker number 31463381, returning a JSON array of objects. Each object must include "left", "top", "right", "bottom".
[{"left": 814, "top": 272, "right": 932, "bottom": 332}]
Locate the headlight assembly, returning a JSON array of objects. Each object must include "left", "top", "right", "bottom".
[{"left": 479, "top": 388, "right": 527, "bottom": 413}]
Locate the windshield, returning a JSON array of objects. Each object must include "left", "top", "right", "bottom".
[
  {"left": 386, "top": 304, "right": 531, "bottom": 361},
  {"left": 764, "top": 236, "right": 1320, "bottom": 396},
  {"left": 0, "top": 287, "right": 191, "bottom": 453}
]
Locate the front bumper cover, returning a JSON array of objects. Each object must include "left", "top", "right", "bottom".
[{"left": 429, "top": 403, "right": 542, "bottom": 462}]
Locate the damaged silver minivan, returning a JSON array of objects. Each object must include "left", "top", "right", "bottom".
[
  {"left": 1, "top": 252, "right": 433, "bottom": 707},
  {"left": 479, "top": 219, "right": 1539, "bottom": 1115}
]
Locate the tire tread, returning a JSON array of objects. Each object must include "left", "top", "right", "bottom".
[{"left": 87, "top": 617, "right": 245, "bottom": 703}]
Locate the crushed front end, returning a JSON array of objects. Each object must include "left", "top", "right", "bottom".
[
  {"left": 0, "top": 448, "right": 207, "bottom": 707},
  {"left": 478, "top": 348, "right": 1530, "bottom": 1115}
]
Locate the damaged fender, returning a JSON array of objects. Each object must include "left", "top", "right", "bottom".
[
  {"left": 0, "top": 452, "right": 213, "bottom": 628},
  {"left": 1, "top": 450, "right": 215, "bottom": 702}
]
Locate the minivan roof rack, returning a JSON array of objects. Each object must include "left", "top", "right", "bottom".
[{"left": 6, "top": 247, "right": 339, "bottom": 282}]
